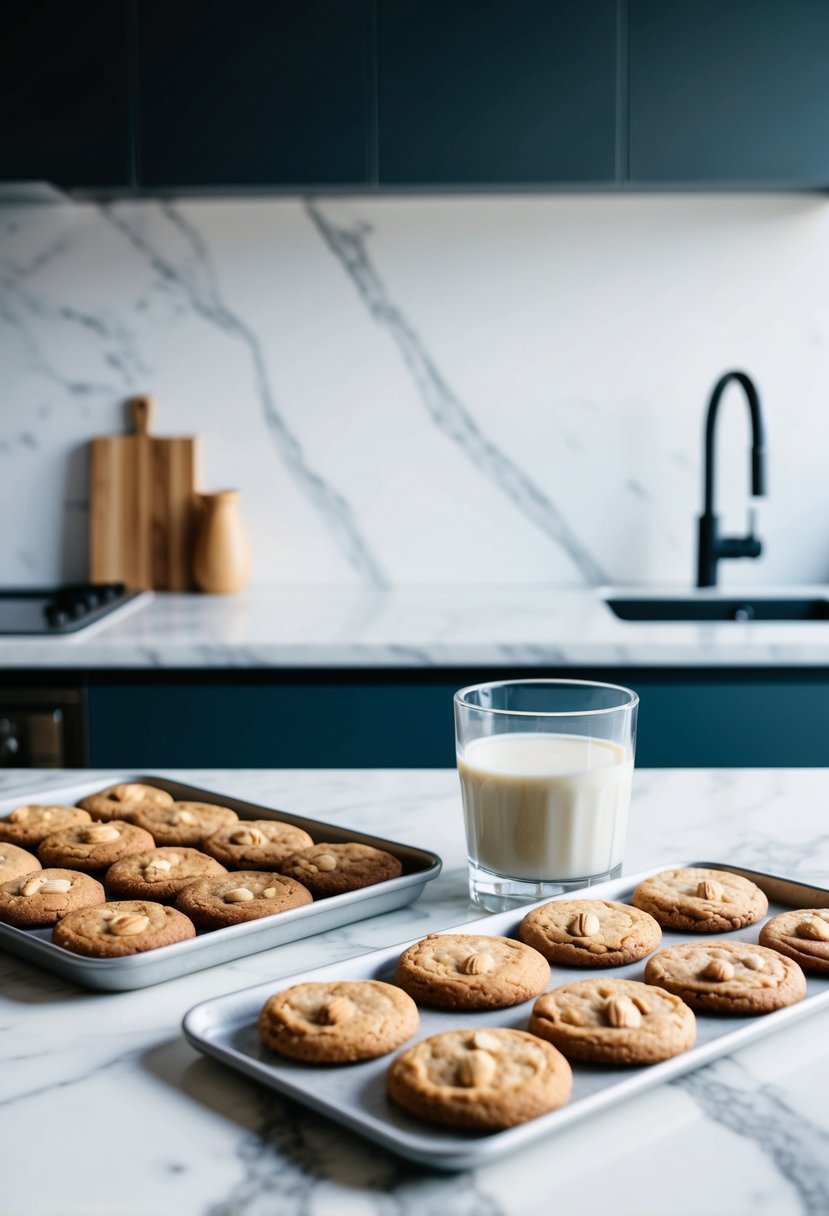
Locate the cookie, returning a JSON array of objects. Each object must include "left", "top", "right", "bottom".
[
  {"left": 38, "top": 821, "right": 156, "bottom": 873},
  {"left": 0, "top": 842, "right": 42, "bottom": 884},
  {"left": 279, "top": 842, "right": 402, "bottom": 897},
  {"left": 202, "top": 820, "right": 314, "bottom": 870},
  {"left": 105, "top": 847, "right": 227, "bottom": 903},
  {"left": 175, "top": 872, "right": 312, "bottom": 928},
  {"left": 0, "top": 869, "right": 106, "bottom": 928},
  {"left": 759, "top": 909, "right": 829, "bottom": 975},
  {"left": 394, "top": 933, "right": 550, "bottom": 1010},
  {"left": 126, "top": 800, "right": 239, "bottom": 846},
  {"left": 528, "top": 978, "right": 696, "bottom": 1065},
  {"left": 77, "top": 782, "right": 174, "bottom": 822},
  {"left": 386, "top": 1028, "right": 572, "bottom": 1131},
  {"left": 52, "top": 900, "right": 195, "bottom": 957},
  {"left": 258, "top": 980, "right": 419, "bottom": 1062},
  {"left": 0, "top": 804, "right": 91, "bottom": 847},
  {"left": 519, "top": 899, "right": 661, "bottom": 968},
  {"left": 631, "top": 866, "right": 768, "bottom": 932},
  {"left": 644, "top": 941, "right": 806, "bottom": 1015}
]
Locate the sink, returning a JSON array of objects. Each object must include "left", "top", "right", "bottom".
[{"left": 605, "top": 596, "right": 829, "bottom": 623}]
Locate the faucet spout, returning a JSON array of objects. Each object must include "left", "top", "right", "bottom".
[{"left": 697, "top": 371, "right": 767, "bottom": 588}]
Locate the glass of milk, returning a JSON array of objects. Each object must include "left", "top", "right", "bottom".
[{"left": 454, "top": 679, "right": 638, "bottom": 912}]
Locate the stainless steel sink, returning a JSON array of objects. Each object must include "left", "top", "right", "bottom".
[{"left": 605, "top": 595, "right": 829, "bottom": 623}]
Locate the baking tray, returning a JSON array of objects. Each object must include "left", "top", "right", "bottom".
[
  {"left": 0, "top": 773, "right": 441, "bottom": 991},
  {"left": 183, "top": 861, "right": 829, "bottom": 1171}
]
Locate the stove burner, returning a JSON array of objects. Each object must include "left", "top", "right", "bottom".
[{"left": 0, "top": 585, "right": 140, "bottom": 635}]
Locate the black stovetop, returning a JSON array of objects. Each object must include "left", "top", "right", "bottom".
[{"left": 0, "top": 584, "right": 140, "bottom": 635}]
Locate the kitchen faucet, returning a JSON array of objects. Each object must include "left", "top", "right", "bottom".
[{"left": 696, "top": 370, "right": 766, "bottom": 588}]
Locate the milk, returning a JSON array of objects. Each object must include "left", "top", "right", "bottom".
[{"left": 457, "top": 732, "right": 633, "bottom": 882}]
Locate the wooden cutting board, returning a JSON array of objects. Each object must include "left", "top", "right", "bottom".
[{"left": 89, "top": 395, "right": 201, "bottom": 591}]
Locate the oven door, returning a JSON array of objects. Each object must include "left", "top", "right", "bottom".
[{"left": 0, "top": 688, "right": 87, "bottom": 766}]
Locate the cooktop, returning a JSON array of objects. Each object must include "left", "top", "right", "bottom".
[{"left": 0, "top": 584, "right": 141, "bottom": 635}]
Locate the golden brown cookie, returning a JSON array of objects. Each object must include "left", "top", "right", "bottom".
[
  {"left": 0, "top": 869, "right": 106, "bottom": 927},
  {"left": 77, "top": 782, "right": 174, "bottom": 822},
  {"left": 759, "top": 909, "right": 829, "bottom": 975},
  {"left": 631, "top": 866, "right": 768, "bottom": 932},
  {"left": 202, "top": 820, "right": 314, "bottom": 870},
  {"left": 52, "top": 900, "right": 196, "bottom": 957},
  {"left": 279, "top": 842, "right": 402, "bottom": 897},
  {"left": 105, "top": 847, "right": 227, "bottom": 903},
  {"left": 386, "top": 1028, "right": 572, "bottom": 1131},
  {"left": 519, "top": 899, "right": 661, "bottom": 968},
  {"left": 529, "top": 978, "right": 696, "bottom": 1064},
  {"left": 644, "top": 941, "right": 806, "bottom": 1014},
  {"left": 394, "top": 933, "right": 550, "bottom": 1010},
  {"left": 0, "top": 804, "right": 91, "bottom": 847},
  {"left": 126, "top": 800, "right": 239, "bottom": 846},
  {"left": 0, "top": 842, "right": 42, "bottom": 884},
  {"left": 175, "top": 872, "right": 312, "bottom": 928},
  {"left": 258, "top": 980, "right": 419, "bottom": 1062},
  {"left": 38, "top": 821, "right": 156, "bottom": 873}
]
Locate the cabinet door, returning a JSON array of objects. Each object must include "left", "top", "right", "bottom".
[
  {"left": 137, "top": 0, "right": 370, "bottom": 188},
  {"left": 629, "top": 0, "right": 829, "bottom": 183},
  {"left": 0, "top": 1, "right": 131, "bottom": 188},
  {"left": 377, "top": 0, "right": 618, "bottom": 185}
]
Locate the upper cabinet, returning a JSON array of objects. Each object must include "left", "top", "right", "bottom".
[
  {"left": 136, "top": 0, "right": 370, "bottom": 188},
  {"left": 0, "top": 0, "right": 131, "bottom": 189},
  {"left": 4, "top": 1, "right": 829, "bottom": 191},
  {"left": 629, "top": 0, "right": 829, "bottom": 184},
  {"left": 377, "top": 0, "right": 619, "bottom": 185}
]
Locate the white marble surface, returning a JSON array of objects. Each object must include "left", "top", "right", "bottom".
[
  {"left": 4, "top": 194, "right": 829, "bottom": 591},
  {"left": 4, "top": 584, "right": 829, "bottom": 669},
  {"left": 1, "top": 766, "right": 828, "bottom": 1216}
]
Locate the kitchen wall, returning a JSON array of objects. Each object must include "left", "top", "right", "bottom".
[{"left": 2, "top": 193, "right": 829, "bottom": 589}]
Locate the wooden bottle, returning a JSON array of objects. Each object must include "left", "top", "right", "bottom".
[{"left": 192, "top": 490, "right": 251, "bottom": 594}]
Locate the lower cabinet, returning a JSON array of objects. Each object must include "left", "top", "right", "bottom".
[{"left": 85, "top": 669, "right": 829, "bottom": 769}]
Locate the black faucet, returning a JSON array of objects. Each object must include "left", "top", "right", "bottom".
[{"left": 697, "top": 371, "right": 766, "bottom": 588}]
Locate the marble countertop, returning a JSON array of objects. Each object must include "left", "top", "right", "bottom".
[
  {"left": 1, "top": 766, "right": 828, "bottom": 1216},
  {"left": 4, "top": 584, "right": 829, "bottom": 669}
]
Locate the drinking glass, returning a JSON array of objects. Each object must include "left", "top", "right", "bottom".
[{"left": 454, "top": 678, "right": 639, "bottom": 912}]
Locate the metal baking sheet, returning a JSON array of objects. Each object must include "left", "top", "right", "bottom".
[
  {"left": 0, "top": 773, "right": 442, "bottom": 991},
  {"left": 182, "top": 861, "right": 829, "bottom": 1171}
]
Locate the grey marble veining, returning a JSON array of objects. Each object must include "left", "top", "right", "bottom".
[{"left": 1, "top": 766, "right": 828, "bottom": 1216}]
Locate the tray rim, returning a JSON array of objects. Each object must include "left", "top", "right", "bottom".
[
  {"left": 182, "top": 859, "right": 829, "bottom": 1171},
  {"left": 0, "top": 772, "right": 442, "bottom": 989}
]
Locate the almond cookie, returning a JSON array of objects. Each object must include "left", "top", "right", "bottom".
[
  {"left": 394, "top": 933, "right": 550, "bottom": 1010},
  {"left": 386, "top": 1027, "right": 572, "bottom": 1131},
  {"left": 631, "top": 866, "right": 768, "bottom": 932},
  {"left": 38, "top": 821, "right": 156, "bottom": 873},
  {"left": 258, "top": 980, "right": 419, "bottom": 1063},
  {"left": 529, "top": 978, "right": 696, "bottom": 1065},
  {"left": 759, "top": 909, "right": 829, "bottom": 975},
  {"left": 176, "top": 871, "right": 312, "bottom": 928},
  {"left": 52, "top": 900, "right": 195, "bottom": 957},
  {"left": 0, "top": 869, "right": 106, "bottom": 928},
  {"left": 77, "top": 782, "right": 174, "bottom": 822},
  {"left": 0, "top": 804, "right": 91, "bottom": 847},
  {"left": 279, "top": 842, "right": 402, "bottom": 897},
  {"left": 519, "top": 899, "right": 661, "bottom": 968},
  {"left": 0, "top": 842, "right": 41, "bottom": 884},
  {"left": 203, "top": 820, "right": 314, "bottom": 870},
  {"left": 126, "top": 800, "right": 239, "bottom": 847},
  {"left": 105, "top": 847, "right": 227, "bottom": 903},
  {"left": 644, "top": 941, "right": 806, "bottom": 1014}
]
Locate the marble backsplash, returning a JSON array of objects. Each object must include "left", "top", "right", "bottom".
[{"left": 2, "top": 192, "right": 829, "bottom": 589}]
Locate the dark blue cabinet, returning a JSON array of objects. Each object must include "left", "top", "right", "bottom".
[
  {"left": 377, "top": 0, "right": 618, "bottom": 185},
  {"left": 0, "top": 1, "right": 131, "bottom": 188},
  {"left": 629, "top": 0, "right": 829, "bottom": 184},
  {"left": 137, "top": 0, "right": 371, "bottom": 188}
]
